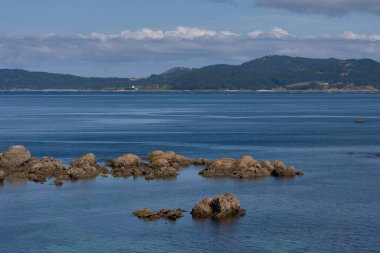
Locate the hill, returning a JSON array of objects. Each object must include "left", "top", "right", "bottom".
[
  {"left": 1, "top": 56, "right": 380, "bottom": 90},
  {"left": 0, "top": 69, "right": 133, "bottom": 90},
  {"left": 137, "top": 56, "right": 380, "bottom": 90}
]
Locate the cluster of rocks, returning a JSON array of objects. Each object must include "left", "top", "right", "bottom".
[
  {"left": 199, "top": 156, "right": 303, "bottom": 178},
  {"left": 0, "top": 145, "right": 305, "bottom": 186},
  {"left": 110, "top": 150, "right": 192, "bottom": 180},
  {"left": 132, "top": 208, "right": 184, "bottom": 221},
  {"left": 0, "top": 145, "right": 197, "bottom": 185},
  {"left": 0, "top": 145, "right": 108, "bottom": 185},
  {"left": 133, "top": 193, "right": 246, "bottom": 221}
]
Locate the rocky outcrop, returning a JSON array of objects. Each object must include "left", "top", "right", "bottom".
[
  {"left": 147, "top": 150, "right": 192, "bottom": 169},
  {"left": 191, "top": 193, "right": 246, "bottom": 219},
  {"left": 67, "top": 153, "right": 102, "bottom": 179},
  {"left": 26, "top": 156, "right": 68, "bottom": 182},
  {"left": 0, "top": 145, "right": 68, "bottom": 182},
  {"left": 193, "top": 158, "right": 209, "bottom": 165},
  {"left": 0, "top": 145, "right": 31, "bottom": 174},
  {"left": 132, "top": 208, "right": 184, "bottom": 221},
  {"left": 111, "top": 151, "right": 192, "bottom": 179},
  {"left": 110, "top": 154, "right": 144, "bottom": 177},
  {"left": 109, "top": 153, "right": 178, "bottom": 179},
  {"left": 200, "top": 156, "right": 303, "bottom": 178},
  {"left": 200, "top": 156, "right": 270, "bottom": 178}
]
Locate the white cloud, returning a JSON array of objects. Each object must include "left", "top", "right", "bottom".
[
  {"left": 0, "top": 26, "right": 380, "bottom": 77},
  {"left": 247, "top": 27, "right": 292, "bottom": 39},
  {"left": 342, "top": 31, "right": 380, "bottom": 41},
  {"left": 81, "top": 26, "right": 237, "bottom": 41}
]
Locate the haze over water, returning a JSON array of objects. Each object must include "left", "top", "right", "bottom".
[{"left": 0, "top": 92, "right": 379, "bottom": 252}]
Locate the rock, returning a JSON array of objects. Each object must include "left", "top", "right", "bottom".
[
  {"left": 28, "top": 173, "right": 46, "bottom": 183},
  {"left": 375, "top": 152, "right": 380, "bottom": 157},
  {"left": 193, "top": 158, "right": 209, "bottom": 165},
  {"left": 199, "top": 156, "right": 270, "bottom": 178},
  {"left": 190, "top": 197, "right": 213, "bottom": 218},
  {"left": 199, "top": 158, "right": 236, "bottom": 177},
  {"left": 146, "top": 150, "right": 165, "bottom": 161},
  {"left": 26, "top": 156, "right": 67, "bottom": 182},
  {"left": 133, "top": 208, "right": 184, "bottom": 221},
  {"left": 0, "top": 145, "right": 32, "bottom": 173},
  {"left": 354, "top": 119, "right": 366, "bottom": 123},
  {"left": 261, "top": 160, "right": 274, "bottom": 174},
  {"left": 296, "top": 170, "right": 304, "bottom": 175},
  {"left": 110, "top": 154, "right": 148, "bottom": 178},
  {"left": 152, "top": 166, "right": 178, "bottom": 178},
  {"left": 150, "top": 158, "right": 171, "bottom": 169},
  {"left": 285, "top": 166, "right": 296, "bottom": 177},
  {"left": 271, "top": 160, "right": 287, "bottom": 177},
  {"left": 97, "top": 165, "right": 109, "bottom": 174},
  {"left": 144, "top": 174, "right": 155, "bottom": 180},
  {"left": 147, "top": 150, "right": 192, "bottom": 169},
  {"left": 70, "top": 153, "right": 96, "bottom": 168},
  {"left": 68, "top": 153, "right": 100, "bottom": 179},
  {"left": 54, "top": 180, "right": 64, "bottom": 186},
  {"left": 191, "top": 193, "right": 246, "bottom": 219},
  {"left": 0, "top": 170, "right": 5, "bottom": 180},
  {"left": 110, "top": 154, "right": 142, "bottom": 168},
  {"left": 158, "top": 208, "right": 184, "bottom": 221},
  {"left": 132, "top": 208, "right": 160, "bottom": 221}
]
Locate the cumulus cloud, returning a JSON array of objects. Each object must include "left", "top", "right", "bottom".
[
  {"left": 255, "top": 0, "right": 380, "bottom": 15},
  {"left": 0, "top": 26, "right": 380, "bottom": 77}
]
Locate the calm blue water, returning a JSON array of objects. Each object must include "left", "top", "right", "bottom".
[{"left": 0, "top": 92, "right": 379, "bottom": 253}]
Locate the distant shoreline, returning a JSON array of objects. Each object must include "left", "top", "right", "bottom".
[{"left": 0, "top": 89, "right": 379, "bottom": 93}]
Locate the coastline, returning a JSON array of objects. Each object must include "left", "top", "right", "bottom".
[{"left": 0, "top": 88, "right": 379, "bottom": 93}]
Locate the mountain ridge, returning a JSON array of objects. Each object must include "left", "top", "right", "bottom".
[{"left": 1, "top": 55, "right": 380, "bottom": 91}]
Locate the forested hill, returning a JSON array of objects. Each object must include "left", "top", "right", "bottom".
[
  {"left": 137, "top": 56, "right": 380, "bottom": 90},
  {"left": 0, "top": 69, "right": 132, "bottom": 90},
  {"left": 1, "top": 56, "right": 380, "bottom": 90}
]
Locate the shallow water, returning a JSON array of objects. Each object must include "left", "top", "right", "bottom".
[{"left": 0, "top": 92, "right": 379, "bottom": 252}]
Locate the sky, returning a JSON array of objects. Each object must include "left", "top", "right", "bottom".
[{"left": 0, "top": 0, "right": 380, "bottom": 77}]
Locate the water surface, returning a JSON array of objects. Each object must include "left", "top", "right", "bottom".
[{"left": 0, "top": 92, "right": 379, "bottom": 252}]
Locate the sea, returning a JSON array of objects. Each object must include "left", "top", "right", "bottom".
[{"left": 0, "top": 92, "right": 379, "bottom": 253}]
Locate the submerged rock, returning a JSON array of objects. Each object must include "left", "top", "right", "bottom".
[
  {"left": 133, "top": 208, "right": 184, "bottom": 221},
  {"left": 191, "top": 193, "right": 246, "bottom": 219},
  {"left": 54, "top": 179, "right": 64, "bottom": 186},
  {"left": 354, "top": 119, "right": 366, "bottom": 123},
  {"left": 193, "top": 158, "right": 209, "bottom": 165},
  {"left": 375, "top": 152, "right": 380, "bottom": 157}
]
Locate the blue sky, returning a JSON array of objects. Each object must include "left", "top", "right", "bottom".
[{"left": 1, "top": 0, "right": 380, "bottom": 77}]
